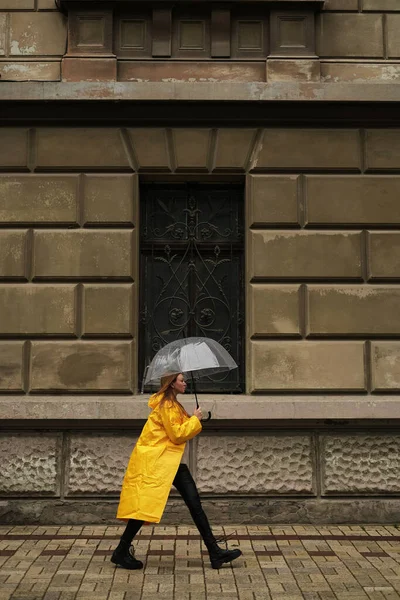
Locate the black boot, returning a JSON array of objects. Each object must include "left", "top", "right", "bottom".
[
  {"left": 111, "top": 539, "right": 143, "bottom": 570},
  {"left": 206, "top": 540, "right": 242, "bottom": 570}
]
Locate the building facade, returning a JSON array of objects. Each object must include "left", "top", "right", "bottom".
[{"left": 1, "top": 0, "right": 400, "bottom": 524}]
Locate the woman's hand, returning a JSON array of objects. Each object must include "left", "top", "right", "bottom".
[{"left": 193, "top": 407, "right": 203, "bottom": 421}]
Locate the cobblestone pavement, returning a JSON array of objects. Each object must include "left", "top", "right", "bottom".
[{"left": 2, "top": 525, "right": 400, "bottom": 600}]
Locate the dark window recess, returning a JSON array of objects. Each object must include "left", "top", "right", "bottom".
[{"left": 140, "top": 183, "right": 244, "bottom": 394}]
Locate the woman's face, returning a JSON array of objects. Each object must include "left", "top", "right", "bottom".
[{"left": 172, "top": 373, "right": 187, "bottom": 395}]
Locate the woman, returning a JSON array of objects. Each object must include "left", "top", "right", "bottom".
[{"left": 112, "top": 372, "right": 242, "bottom": 570}]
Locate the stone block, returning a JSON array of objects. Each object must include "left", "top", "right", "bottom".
[
  {"left": 319, "top": 14, "right": 384, "bottom": 58},
  {"left": 0, "top": 342, "right": 24, "bottom": 391},
  {"left": 0, "top": 0, "right": 34, "bottom": 6},
  {"left": 67, "top": 434, "right": 137, "bottom": 494},
  {"left": 305, "top": 176, "right": 400, "bottom": 225},
  {"left": 33, "top": 230, "right": 134, "bottom": 280},
  {"left": 83, "top": 284, "right": 133, "bottom": 336},
  {"left": 9, "top": 13, "right": 67, "bottom": 57},
  {"left": 0, "top": 175, "right": 78, "bottom": 224},
  {"left": 197, "top": 435, "right": 314, "bottom": 494},
  {"left": 0, "top": 129, "right": 28, "bottom": 168},
  {"left": 267, "top": 60, "right": 321, "bottom": 83},
  {"left": 365, "top": 130, "right": 400, "bottom": 170},
  {"left": 387, "top": 15, "right": 400, "bottom": 58},
  {"left": 118, "top": 61, "right": 265, "bottom": 83},
  {"left": 250, "top": 231, "right": 362, "bottom": 280},
  {"left": 247, "top": 175, "right": 299, "bottom": 226},
  {"left": 0, "top": 434, "right": 59, "bottom": 495},
  {"left": 83, "top": 174, "right": 135, "bottom": 225},
  {"left": 249, "top": 284, "right": 301, "bottom": 337},
  {"left": 322, "top": 435, "right": 400, "bottom": 494},
  {"left": 38, "top": 0, "right": 57, "bottom": 7},
  {"left": 250, "top": 341, "right": 366, "bottom": 391},
  {"left": 30, "top": 342, "right": 133, "bottom": 392},
  {"left": 308, "top": 286, "right": 400, "bottom": 336},
  {"left": 364, "top": 0, "right": 400, "bottom": 10},
  {"left": 128, "top": 129, "right": 170, "bottom": 171},
  {"left": 214, "top": 129, "right": 257, "bottom": 171},
  {"left": 0, "top": 285, "right": 76, "bottom": 335},
  {"left": 172, "top": 129, "right": 211, "bottom": 170},
  {"left": 0, "top": 61, "right": 60, "bottom": 82},
  {"left": 0, "top": 231, "right": 27, "bottom": 280},
  {"left": 323, "top": 0, "right": 358, "bottom": 8},
  {"left": 62, "top": 57, "right": 117, "bottom": 82},
  {"left": 322, "top": 63, "right": 400, "bottom": 83},
  {"left": 0, "top": 14, "right": 5, "bottom": 56},
  {"left": 369, "top": 233, "right": 400, "bottom": 279},
  {"left": 36, "top": 129, "right": 130, "bottom": 169},
  {"left": 253, "top": 129, "right": 361, "bottom": 171},
  {"left": 372, "top": 342, "right": 400, "bottom": 391}
]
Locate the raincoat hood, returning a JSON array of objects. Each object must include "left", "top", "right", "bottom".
[{"left": 148, "top": 393, "right": 162, "bottom": 410}]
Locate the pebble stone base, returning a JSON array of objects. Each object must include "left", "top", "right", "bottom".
[{"left": 1, "top": 525, "right": 400, "bottom": 600}]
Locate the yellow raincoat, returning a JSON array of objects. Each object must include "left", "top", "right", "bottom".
[{"left": 117, "top": 392, "right": 202, "bottom": 523}]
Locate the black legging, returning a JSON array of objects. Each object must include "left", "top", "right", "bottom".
[{"left": 121, "top": 464, "right": 215, "bottom": 547}]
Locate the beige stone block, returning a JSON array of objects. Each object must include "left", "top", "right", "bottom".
[
  {"left": 67, "top": 434, "right": 137, "bottom": 494},
  {"left": 118, "top": 61, "right": 265, "bottom": 83},
  {"left": 214, "top": 129, "right": 257, "bottom": 170},
  {"left": 323, "top": 0, "right": 358, "bottom": 8},
  {"left": 388, "top": 16, "right": 400, "bottom": 58},
  {"left": 306, "top": 176, "right": 400, "bottom": 225},
  {"left": 247, "top": 175, "right": 299, "bottom": 226},
  {"left": 0, "top": 284, "right": 76, "bottom": 335},
  {"left": 251, "top": 341, "right": 365, "bottom": 391},
  {"left": 36, "top": 129, "right": 130, "bottom": 169},
  {"left": 0, "top": 175, "right": 78, "bottom": 224},
  {"left": 250, "top": 231, "right": 362, "bottom": 280},
  {"left": 0, "top": 129, "right": 28, "bottom": 168},
  {"left": 38, "top": 0, "right": 57, "bottom": 7},
  {"left": 372, "top": 343, "right": 400, "bottom": 391},
  {"left": 197, "top": 435, "right": 314, "bottom": 494},
  {"left": 33, "top": 230, "right": 134, "bottom": 280},
  {"left": 0, "top": 342, "right": 24, "bottom": 391},
  {"left": 319, "top": 14, "right": 384, "bottom": 58},
  {"left": 249, "top": 284, "right": 301, "bottom": 337},
  {"left": 322, "top": 63, "right": 400, "bottom": 83},
  {"left": 62, "top": 57, "right": 117, "bottom": 82},
  {"left": 30, "top": 341, "right": 133, "bottom": 392},
  {"left": 0, "top": 434, "right": 59, "bottom": 495},
  {"left": 83, "top": 284, "right": 133, "bottom": 336},
  {"left": 9, "top": 12, "right": 67, "bottom": 57},
  {"left": 0, "top": 14, "right": 6, "bottom": 56},
  {"left": 364, "top": 0, "right": 400, "bottom": 10},
  {"left": 308, "top": 286, "right": 400, "bottom": 335},
  {"left": 253, "top": 129, "right": 361, "bottom": 170},
  {"left": 322, "top": 435, "right": 400, "bottom": 494},
  {"left": 369, "top": 233, "right": 400, "bottom": 279},
  {"left": 0, "top": 0, "right": 34, "bottom": 6},
  {"left": 0, "top": 231, "right": 27, "bottom": 280},
  {"left": 366, "top": 130, "right": 400, "bottom": 170},
  {"left": 0, "top": 61, "right": 60, "bottom": 81},
  {"left": 172, "top": 129, "right": 211, "bottom": 170},
  {"left": 128, "top": 129, "right": 170, "bottom": 171},
  {"left": 83, "top": 175, "right": 135, "bottom": 224},
  {"left": 267, "top": 60, "right": 320, "bottom": 83}
]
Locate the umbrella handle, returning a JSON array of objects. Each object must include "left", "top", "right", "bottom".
[
  {"left": 203, "top": 411, "right": 212, "bottom": 422},
  {"left": 190, "top": 371, "right": 211, "bottom": 422}
]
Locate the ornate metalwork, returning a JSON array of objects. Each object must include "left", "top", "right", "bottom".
[{"left": 140, "top": 184, "right": 244, "bottom": 393}]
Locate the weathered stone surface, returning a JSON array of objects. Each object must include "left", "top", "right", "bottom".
[
  {"left": 322, "top": 435, "right": 400, "bottom": 494},
  {"left": 33, "top": 230, "right": 134, "bottom": 279},
  {"left": 30, "top": 342, "right": 133, "bottom": 392},
  {"left": 319, "top": 14, "right": 384, "bottom": 58},
  {"left": 0, "top": 231, "right": 27, "bottom": 279},
  {"left": 0, "top": 128, "right": 28, "bottom": 168},
  {"left": 323, "top": 0, "right": 358, "bottom": 9},
  {"left": 0, "top": 285, "right": 76, "bottom": 335},
  {"left": 267, "top": 60, "right": 320, "bottom": 83},
  {"left": 67, "top": 434, "right": 137, "bottom": 494},
  {"left": 0, "top": 14, "right": 5, "bottom": 56},
  {"left": 0, "top": 342, "right": 24, "bottom": 391},
  {"left": 172, "top": 129, "right": 211, "bottom": 170},
  {"left": 369, "top": 233, "right": 400, "bottom": 279},
  {"left": 38, "top": 0, "right": 57, "bottom": 7},
  {"left": 214, "top": 129, "right": 256, "bottom": 171},
  {"left": 305, "top": 176, "right": 400, "bottom": 225},
  {"left": 371, "top": 343, "right": 400, "bottom": 391},
  {"left": 0, "top": 61, "right": 60, "bottom": 82},
  {"left": 308, "top": 286, "right": 400, "bottom": 336},
  {"left": 247, "top": 175, "right": 299, "bottom": 226},
  {"left": 128, "top": 129, "right": 170, "bottom": 171},
  {"left": 0, "top": 175, "right": 78, "bottom": 224},
  {"left": 36, "top": 129, "right": 130, "bottom": 169},
  {"left": 250, "top": 231, "right": 362, "bottom": 280},
  {"left": 83, "top": 284, "right": 133, "bottom": 336},
  {"left": 365, "top": 130, "right": 400, "bottom": 170},
  {"left": 62, "top": 58, "right": 117, "bottom": 82},
  {"left": 250, "top": 341, "right": 365, "bottom": 391},
  {"left": 83, "top": 175, "right": 135, "bottom": 224},
  {"left": 387, "top": 15, "right": 400, "bottom": 58},
  {"left": 9, "top": 12, "right": 67, "bottom": 56},
  {"left": 118, "top": 61, "right": 265, "bottom": 83},
  {"left": 364, "top": 0, "right": 400, "bottom": 8},
  {"left": 197, "top": 435, "right": 314, "bottom": 494},
  {"left": 0, "top": 0, "right": 34, "bottom": 6},
  {"left": 249, "top": 284, "right": 301, "bottom": 337},
  {"left": 253, "top": 129, "right": 361, "bottom": 171},
  {"left": 0, "top": 434, "right": 59, "bottom": 495},
  {"left": 322, "top": 63, "right": 400, "bottom": 83}
]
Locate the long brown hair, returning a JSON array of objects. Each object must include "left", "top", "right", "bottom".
[{"left": 158, "top": 373, "right": 190, "bottom": 418}]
